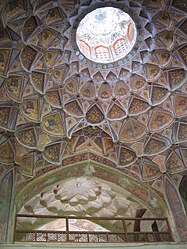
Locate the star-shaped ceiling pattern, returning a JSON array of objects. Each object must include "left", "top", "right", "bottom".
[{"left": 0, "top": 0, "right": 187, "bottom": 195}]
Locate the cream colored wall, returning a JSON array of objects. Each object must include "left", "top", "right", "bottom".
[{"left": 1, "top": 242, "right": 187, "bottom": 249}]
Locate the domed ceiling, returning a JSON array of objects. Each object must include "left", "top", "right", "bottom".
[
  {"left": 0, "top": 0, "right": 187, "bottom": 202},
  {"left": 76, "top": 7, "right": 137, "bottom": 63}
]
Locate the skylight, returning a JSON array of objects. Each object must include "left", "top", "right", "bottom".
[{"left": 76, "top": 7, "right": 137, "bottom": 63}]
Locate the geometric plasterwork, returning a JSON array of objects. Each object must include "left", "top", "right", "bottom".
[
  {"left": 166, "top": 149, "right": 185, "bottom": 174},
  {"left": 0, "top": 0, "right": 187, "bottom": 200},
  {"left": 17, "top": 175, "right": 166, "bottom": 231},
  {"left": 140, "top": 158, "right": 161, "bottom": 182},
  {"left": 148, "top": 108, "right": 173, "bottom": 132}
]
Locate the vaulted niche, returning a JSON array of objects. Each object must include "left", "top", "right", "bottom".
[
  {"left": 76, "top": 7, "right": 137, "bottom": 63},
  {"left": 15, "top": 163, "right": 172, "bottom": 242}
]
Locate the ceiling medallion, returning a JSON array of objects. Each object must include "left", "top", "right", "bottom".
[
  {"left": 76, "top": 7, "right": 137, "bottom": 64},
  {"left": 71, "top": 3, "right": 143, "bottom": 69}
]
